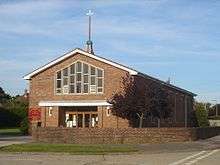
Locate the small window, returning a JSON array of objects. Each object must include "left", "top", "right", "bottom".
[
  {"left": 83, "top": 64, "right": 89, "bottom": 74},
  {"left": 56, "top": 89, "right": 62, "bottom": 93},
  {"left": 57, "top": 80, "right": 61, "bottom": 88},
  {"left": 90, "top": 85, "right": 96, "bottom": 93},
  {"left": 69, "top": 85, "right": 75, "bottom": 93},
  {"left": 76, "top": 73, "right": 81, "bottom": 81},
  {"left": 97, "top": 88, "right": 103, "bottom": 93},
  {"left": 90, "top": 66, "right": 96, "bottom": 75},
  {"left": 63, "top": 86, "right": 69, "bottom": 94},
  {"left": 97, "top": 79, "right": 102, "bottom": 87},
  {"left": 57, "top": 71, "right": 61, "bottom": 79},
  {"left": 91, "top": 77, "right": 95, "bottom": 85},
  {"left": 97, "top": 69, "right": 103, "bottom": 77},
  {"left": 84, "top": 75, "right": 88, "bottom": 83},
  {"left": 76, "top": 83, "right": 81, "bottom": 93},
  {"left": 63, "top": 68, "right": 68, "bottom": 76},
  {"left": 70, "top": 64, "right": 75, "bottom": 74},
  {"left": 76, "top": 62, "right": 82, "bottom": 72},
  {"left": 63, "top": 77, "right": 68, "bottom": 86},
  {"left": 70, "top": 75, "right": 75, "bottom": 83},
  {"left": 83, "top": 84, "right": 89, "bottom": 93}
]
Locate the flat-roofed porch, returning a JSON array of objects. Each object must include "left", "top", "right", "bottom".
[{"left": 38, "top": 100, "right": 112, "bottom": 128}]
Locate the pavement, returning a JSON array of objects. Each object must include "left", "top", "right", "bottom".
[
  {"left": 0, "top": 136, "right": 31, "bottom": 147},
  {"left": 0, "top": 135, "right": 219, "bottom": 165}
]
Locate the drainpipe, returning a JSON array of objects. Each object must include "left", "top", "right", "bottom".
[{"left": 184, "top": 96, "right": 188, "bottom": 128}]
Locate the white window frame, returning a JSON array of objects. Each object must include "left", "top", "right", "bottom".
[{"left": 55, "top": 60, "right": 104, "bottom": 95}]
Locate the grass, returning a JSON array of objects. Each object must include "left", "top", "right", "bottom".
[
  {"left": 0, "top": 143, "right": 138, "bottom": 154},
  {"left": 0, "top": 128, "right": 22, "bottom": 136}
]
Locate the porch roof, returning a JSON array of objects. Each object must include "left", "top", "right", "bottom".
[{"left": 38, "top": 100, "right": 112, "bottom": 107}]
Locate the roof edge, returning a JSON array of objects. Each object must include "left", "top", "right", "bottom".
[
  {"left": 138, "top": 73, "right": 197, "bottom": 96},
  {"left": 23, "top": 48, "right": 138, "bottom": 80}
]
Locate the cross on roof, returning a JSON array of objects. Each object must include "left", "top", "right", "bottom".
[{"left": 86, "top": 10, "right": 94, "bottom": 16}]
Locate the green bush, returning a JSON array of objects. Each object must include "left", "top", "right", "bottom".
[
  {"left": 19, "top": 117, "right": 29, "bottom": 135},
  {"left": 195, "top": 103, "right": 209, "bottom": 127}
]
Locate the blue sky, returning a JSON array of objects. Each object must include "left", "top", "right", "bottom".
[{"left": 0, "top": 0, "right": 220, "bottom": 103}]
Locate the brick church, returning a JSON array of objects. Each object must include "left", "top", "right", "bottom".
[{"left": 24, "top": 12, "right": 196, "bottom": 129}]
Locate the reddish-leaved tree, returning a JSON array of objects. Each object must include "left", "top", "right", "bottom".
[{"left": 109, "top": 74, "right": 171, "bottom": 128}]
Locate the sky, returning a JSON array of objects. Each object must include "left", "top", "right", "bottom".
[{"left": 0, "top": 0, "right": 220, "bottom": 103}]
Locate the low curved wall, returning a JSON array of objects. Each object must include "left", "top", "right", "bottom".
[{"left": 32, "top": 127, "right": 220, "bottom": 144}]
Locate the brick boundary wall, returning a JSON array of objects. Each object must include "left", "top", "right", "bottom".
[{"left": 32, "top": 127, "right": 220, "bottom": 144}]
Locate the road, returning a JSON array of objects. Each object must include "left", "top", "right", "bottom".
[{"left": 0, "top": 135, "right": 219, "bottom": 165}]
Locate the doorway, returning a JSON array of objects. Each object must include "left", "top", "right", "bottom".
[{"left": 64, "top": 106, "right": 98, "bottom": 128}]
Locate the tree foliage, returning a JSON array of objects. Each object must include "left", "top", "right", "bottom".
[
  {"left": 109, "top": 74, "right": 172, "bottom": 128},
  {"left": 0, "top": 87, "right": 28, "bottom": 131},
  {"left": 195, "top": 102, "right": 209, "bottom": 127}
]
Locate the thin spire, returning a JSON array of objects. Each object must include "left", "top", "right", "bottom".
[{"left": 86, "top": 10, "right": 94, "bottom": 54}]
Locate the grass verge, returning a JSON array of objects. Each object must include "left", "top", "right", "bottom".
[
  {"left": 0, "top": 143, "right": 138, "bottom": 154},
  {"left": 0, "top": 128, "right": 22, "bottom": 136}
]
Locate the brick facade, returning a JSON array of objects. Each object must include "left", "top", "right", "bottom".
[{"left": 28, "top": 51, "right": 194, "bottom": 128}]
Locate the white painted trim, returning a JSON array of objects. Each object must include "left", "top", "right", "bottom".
[
  {"left": 23, "top": 48, "right": 138, "bottom": 80},
  {"left": 38, "top": 100, "right": 112, "bottom": 107}
]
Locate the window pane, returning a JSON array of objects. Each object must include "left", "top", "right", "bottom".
[
  {"left": 83, "top": 64, "right": 88, "bottom": 74},
  {"left": 91, "top": 76, "right": 95, "bottom": 85},
  {"left": 63, "top": 77, "right": 68, "bottom": 85},
  {"left": 56, "top": 89, "right": 62, "bottom": 93},
  {"left": 63, "top": 86, "right": 69, "bottom": 94},
  {"left": 98, "top": 78, "right": 102, "bottom": 87},
  {"left": 90, "top": 66, "right": 96, "bottom": 75},
  {"left": 69, "top": 85, "right": 75, "bottom": 93},
  {"left": 57, "top": 71, "right": 61, "bottom": 79},
  {"left": 57, "top": 80, "right": 61, "bottom": 88},
  {"left": 83, "top": 84, "right": 88, "bottom": 93},
  {"left": 63, "top": 68, "right": 68, "bottom": 76},
  {"left": 90, "top": 85, "right": 96, "bottom": 93},
  {"left": 76, "top": 83, "right": 81, "bottom": 93},
  {"left": 76, "top": 62, "right": 82, "bottom": 72},
  {"left": 70, "top": 64, "right": 75, "bottom": 74},
  {"left": 84, "top": 75, "right": 88, "bottom": 83},
  {"left": 98, "top": 88, "right": 103, "bottom": 93},
  {"left": 70, "top": 75, "right": 75, "bottom": 83},
  {"left": 97, "top": 69, "right": 103, "bottom": 77},
  {"left": 76, "top": 73, "right": 81, "bottom": 81}
]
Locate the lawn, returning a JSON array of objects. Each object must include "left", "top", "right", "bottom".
[
  {"left": 0, "top": 128, "right": 22, "bottom": 136},
  {"left": 0, "top": 143, "right": 138, "bottom": 154}
]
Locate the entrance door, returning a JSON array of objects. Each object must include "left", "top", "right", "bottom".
[
  {"left": 65, "top": 109, "right": 98, "bottom": 128},
  {"left": 77, "top": 114, "right": 83, "bottom": 128},
  {"left": 84, "top": 114, "right": 90, "bottom": 128}
]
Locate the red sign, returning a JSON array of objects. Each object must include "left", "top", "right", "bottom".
[{"left": 29, "top": 108, "right": 41, "bottom": 121}]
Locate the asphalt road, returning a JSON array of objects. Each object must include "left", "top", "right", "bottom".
[
  {"left": 0, "top": 150, "right": 219, "bottom": 165},
  {"left": 0, "top": 135, "right": 219, "bottom": 165}
]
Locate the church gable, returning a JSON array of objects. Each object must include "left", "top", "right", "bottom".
[{"left": 23, "top": 48, "right": 138, "bottom": 80}]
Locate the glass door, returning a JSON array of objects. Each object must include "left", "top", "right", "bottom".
[
  {"left": 77, "top": 114, "right": 83, "bottom": 128},
  {"left": 84, "top": 114, "right": 90, "bottom": 128}
]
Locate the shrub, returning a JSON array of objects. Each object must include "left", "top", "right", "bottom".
[
  {"left": 19, "top": 117, "right": 29, "bottom": 135},
  {"left": 195, "top": 103, "right": 209, "bottom": 127}
]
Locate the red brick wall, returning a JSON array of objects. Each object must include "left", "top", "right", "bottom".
[
  {"left": 97, "top": 106, "right": 129, "bottom": 128},
  {"left": 32, "top": 127, "right": 220, "bottom": 144},
  {"left": 29, "top": 52, "right": 194, "bottom": 128}
]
